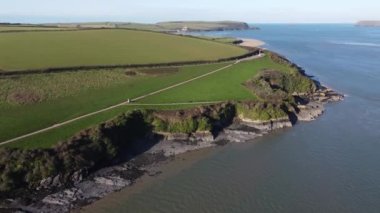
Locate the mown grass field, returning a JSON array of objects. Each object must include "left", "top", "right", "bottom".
[
  {"left": 0, "top": 63, "right": 228, "bottom": 143},
  {"left": 2, "top": 55, "right": 296, "bottom": 149},
  {"left": 1, "top": 69, "right": 138, "bottom": 105},
  {"left": 0, "top": 29, "right": 247, "bottom": 71},
  {"left": 0, "top": 25, "right": 71, "bottom": 32},
  {"left": 140, "top": 56, "right": 290, "bottom": 103}
]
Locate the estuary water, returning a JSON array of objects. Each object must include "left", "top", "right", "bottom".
[{"left": 85, "top": 25, "right": 380, "bottom": 213}]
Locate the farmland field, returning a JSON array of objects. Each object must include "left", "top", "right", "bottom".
[
  {"left": 0, "top": 25, "right": 71, "bottom": 32},
  {"left": 0, "top": 63, "right": 229, "bottom": 143},
  {"left": 0, "top": 29, "right": 247, "bottom": 71},
  {"left": 0, "top": 28, "right": 280, "bottom": 149},
  {"left": 139, "top": 56, "right": 289, "bottom": 103},
  {"left": 2, "top": 55, "right": 295, "bottom": 149}
]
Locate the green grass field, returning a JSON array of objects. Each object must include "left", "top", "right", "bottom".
[
  {"left": 140, "top": 56, "right": 290, "bottom": 103},
  {"left": 0, "top": 63, "right": 229, "bottom": 143},
  {"left": 0, "top": 27, "right": 297, "bottom": 150},
  {"left": 0, "top": 29, "right": 247, "bottom": 71},
  {"left": 2, "top": 55, "right": 296, "bottom": 149},
  {"left": 0, "top": 69, "right": 137, "bottom": 105},
  {"left": 0, "top": 25, "right": 71, "bottom": 32}
]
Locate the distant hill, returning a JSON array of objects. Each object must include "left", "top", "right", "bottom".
[
  {"left": 156, "top": 21, "right": 252, "bottom": 31},
  {"left": 40, "top": 21, "right": 255, "bottom": 32},
  {"left": 356, "top": 21, "right": 380, "bottom": 27}
]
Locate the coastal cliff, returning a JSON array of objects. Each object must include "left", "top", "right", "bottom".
[{"left": 0, "top": 51, "right": 343, "bottom": 213}]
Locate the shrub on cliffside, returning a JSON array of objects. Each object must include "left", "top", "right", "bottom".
[
  {"left": 197, "top": 117, "right": 213, "bottom": 131},
  {"left": 152, "top": 113, "right": 211, "bottom": 133},
  {"left": 0, "top": 105, "right": 237, "bottom": 194},
  {"left": 0, "top": 148, "right": 58, "bottom": 192},
  {"left": 236, "top": 101, "right": 289, "bottom": 121},
  {"left": 267, "top": 52, "right": 293, "bottom": 67},
  {"left": 0, "top": 110, "right": 152, "bottom": 194},
  {"left": 268, "top": 52, "right": 317, "bottom": 93},
  {"left": 245, "top": 69, "right": 316, "bottom": 102},
  {"left": 0, "top": 104, "right": 238, "bottom": 195},
  {"left": 151, "top": 103, "right": 235, "bottom": 134}
]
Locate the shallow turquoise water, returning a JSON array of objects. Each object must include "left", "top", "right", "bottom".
[{"left": 89, "top": 25, "right": 380, "bottom": 213}]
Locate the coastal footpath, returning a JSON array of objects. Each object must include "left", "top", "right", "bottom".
[{"left": 0, "top": 52, "right": 344, "bottom": 213}]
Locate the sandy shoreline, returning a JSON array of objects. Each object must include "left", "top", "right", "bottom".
[{"left": 239, "top": 38, "right": 266, "bottom": 48}]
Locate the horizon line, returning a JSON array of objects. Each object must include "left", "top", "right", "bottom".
[{"left": 0, "top": 21, "right": 358, "bottom": 25}]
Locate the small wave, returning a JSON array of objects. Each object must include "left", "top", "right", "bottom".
[{"left": 330, "top": 41, "right": 380, "bottom": 47}]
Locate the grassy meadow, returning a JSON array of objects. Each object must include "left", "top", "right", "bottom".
[
  {"left": 139, "top": 56, "right": 290, "bottom": 103},
  {"left": 0, "top": 63, "right": 229, "bottom": 143},
  {"left": 2, "top": 55, "right": 297, "bottom": 149},
  {"left": 0, "top": 25, "right": 72, "bottom": 32},
  {"left": 0, "top": 29, "right": 247, "bottom": 71},
  {"left": 0, "top": 28, "right": 298, "bottom": 150}
]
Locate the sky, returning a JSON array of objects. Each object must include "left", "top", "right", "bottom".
[{"left": 1, "top": 0, "right": 379, "bottom": 24}]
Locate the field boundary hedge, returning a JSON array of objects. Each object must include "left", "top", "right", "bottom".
[{"left": 0, "top": 49, "right": 259, "bottom": 77}]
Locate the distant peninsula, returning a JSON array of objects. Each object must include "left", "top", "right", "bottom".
[
  {"left": 154, "top": 21, "right": 256, "bottom": 32},
  {"left": 0, "top": 21, "right": 257, "bottom": 33},
  {"left": 356, "top": 20, "right": 380, "bottom": 27}
]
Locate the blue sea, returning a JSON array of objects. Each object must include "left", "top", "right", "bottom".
[{"left": 84, "top": 24, "right": 380, "bottom": 213}]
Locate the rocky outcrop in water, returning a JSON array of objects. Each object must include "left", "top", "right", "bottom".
[{"left": 295, "top": 87, "right": 344, "bottom": 121}]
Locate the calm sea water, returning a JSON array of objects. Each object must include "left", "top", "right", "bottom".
[{"left": 86, "top": 25, "right": 380, "bottom": 213}]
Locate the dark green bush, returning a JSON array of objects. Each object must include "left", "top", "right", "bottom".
[
  {"left": 245, "top": 69, "right": 316, "bottom": 102},
  {"left": 0, "top": 110, "right": 152, "bottom": 194},
  {"left": 236, "top": 102, "right": 288, "bottom": 121},
  {"left": 197, "top": 117, "right": 212, "bottom": 131}
]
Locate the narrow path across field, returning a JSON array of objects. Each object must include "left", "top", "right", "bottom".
[{"left": 0, "top": 54, "right": 264, "bottom": 146}]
